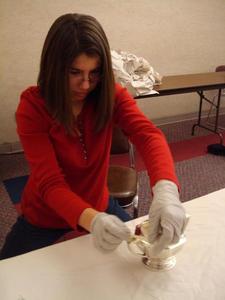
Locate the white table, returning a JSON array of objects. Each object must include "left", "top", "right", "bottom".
[{"left": 1, "top": 189, "right": 225, "bottom": 300}]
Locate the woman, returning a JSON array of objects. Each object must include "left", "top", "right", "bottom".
[{"left": 0, "top": 13, "right": 185, "bottom": 259}]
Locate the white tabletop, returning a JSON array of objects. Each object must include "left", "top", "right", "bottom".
[{"left": 1, "top": 189, "right": 225, "bottom": 300}]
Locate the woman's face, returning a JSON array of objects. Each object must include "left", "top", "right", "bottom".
[{"left": 68, "top": 53, "right": 101, "bottom": 104}]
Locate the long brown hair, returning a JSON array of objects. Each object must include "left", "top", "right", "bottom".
[{"left": 37, "top": 13, "right": 115, "bottom": 134}]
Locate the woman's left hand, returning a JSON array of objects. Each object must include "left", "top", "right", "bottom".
[{"left": 148, "top": 180, "right": 186, "bottom": 255}]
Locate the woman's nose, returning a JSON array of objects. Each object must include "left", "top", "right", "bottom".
[{"left": 80, "top": 79, "right": 90, "bottom": 90}]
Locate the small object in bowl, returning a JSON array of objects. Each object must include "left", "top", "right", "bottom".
[{"left": 134, "top": 224, "right": 142, "bottom": 236}]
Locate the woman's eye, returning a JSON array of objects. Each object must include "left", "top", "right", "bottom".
[
  {"left": 70, "top": 69, "right": 81, "bottom": 76},
  {"left": 91, "top": 69, "right": 101, "bottom": 75}
]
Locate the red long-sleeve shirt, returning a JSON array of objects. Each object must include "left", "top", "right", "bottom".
[{"left": 16, "top": 83, "right": 178, "bottom": 229}]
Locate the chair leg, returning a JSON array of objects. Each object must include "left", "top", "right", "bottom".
[{"left": 133, "top": 195, "right": 139, "bottom": 219}]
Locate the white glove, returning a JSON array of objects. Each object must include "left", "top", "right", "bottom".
[
  {"left": 148, "top": 180, "right": 186, "bottom": 255},
  {"left": 90, "top": 213, "right": 131, "bottom": 253}
]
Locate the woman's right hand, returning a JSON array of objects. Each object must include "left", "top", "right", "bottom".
[{"left": 90, "top": 213, "right": 131, "bottom": 252}]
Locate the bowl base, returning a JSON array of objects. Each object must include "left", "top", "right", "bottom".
[{"left": 142, "top": 256, "right": 176, "bottom": 271}]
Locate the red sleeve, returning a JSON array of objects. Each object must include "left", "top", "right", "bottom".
[
  {"left": 113, "top": 84, "right": 179, "bottom": 188},
  {"left": 16, "top": 87, "right": 92, "bottom": 228}
]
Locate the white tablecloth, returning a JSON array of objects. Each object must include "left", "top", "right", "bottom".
[{"left": 1, "top": 189, "right": 225, "bottom": 300}]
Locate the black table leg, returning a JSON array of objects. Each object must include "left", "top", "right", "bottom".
[{"left": 191, "top": 89, "right": 223, "bottom": 144}]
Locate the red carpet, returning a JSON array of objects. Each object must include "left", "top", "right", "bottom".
[
  {"left": 110, "top": 133, "right": 224, "bottom": 170},
  {"left": 169, "top": 133, "right": 222, "bottom": 162}
]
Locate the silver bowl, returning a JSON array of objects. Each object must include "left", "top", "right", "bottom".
[{"left": 127, "top": 217, "right": 189, "bottom": 271}]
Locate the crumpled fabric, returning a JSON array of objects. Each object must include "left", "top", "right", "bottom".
[{"left": 111, "top": 49, "right": 162, "bottom": 96}]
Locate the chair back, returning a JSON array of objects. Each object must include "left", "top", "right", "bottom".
[
  {"left": 111, "top": 126, "right": 129, "bottom": 154},
  {"left": 111, "top": 126, "right": 135, "bottom": 168},
  {"left": 215, "top": 65, "right": 225, "bottom": 72},
  {"left": 215, "top": 65, "right": 225, "bottom": 96}
]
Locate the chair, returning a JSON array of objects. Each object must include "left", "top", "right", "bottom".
[
  {"left": 206, "top": 65, "right": 225, "bottom": 127},
  {"left": 107, "top": 126, "right": 139, "bottom": 219}
]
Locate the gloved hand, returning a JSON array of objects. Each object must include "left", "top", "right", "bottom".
[
  {"left": 90, "top": 213, "right": 131, "bottom": 253},
  {"left": 148, "top": 179, "right": 186, "bottom": 255}
]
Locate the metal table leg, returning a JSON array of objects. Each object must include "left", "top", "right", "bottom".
[{"left": 191, "top": 89, "right": 223, "bottom": 144}]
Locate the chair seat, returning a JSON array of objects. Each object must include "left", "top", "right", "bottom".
[{"left": 107, "top": 165, "right": 137, "bottom": 198}]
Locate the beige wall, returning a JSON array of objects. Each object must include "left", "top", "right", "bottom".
[{"left": 0, "top": 0, "right": 225, "bottom": 143}]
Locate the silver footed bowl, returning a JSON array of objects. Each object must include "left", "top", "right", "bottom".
[{"left": 127, "top": 217, "right": 189, "bottom": 271}]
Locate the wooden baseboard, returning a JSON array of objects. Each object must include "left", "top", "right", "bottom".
[
  {"left": 153, "top": 109, "right": 225, "bottom": 126},
  {"left": 0, "top": 141, "right": 23, "bottom": 154}
]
